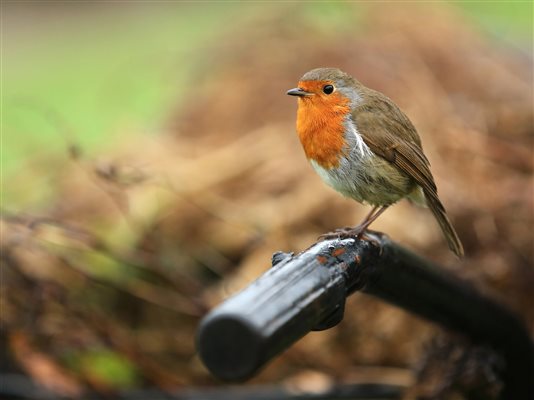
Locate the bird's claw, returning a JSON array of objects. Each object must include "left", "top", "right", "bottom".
[
  {"left": 317, "top": 226, "right": 365, "bottom": 241},
  {"left": 318, "top": 228, "right": 385, "bottom": 255}
]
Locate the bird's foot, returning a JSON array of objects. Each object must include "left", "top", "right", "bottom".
[
  {"left": 318, "top": 228, "right": 386, "bottom": 254},
  {"left": 318, "top": 225, "right": 366, "bottom": 241}
]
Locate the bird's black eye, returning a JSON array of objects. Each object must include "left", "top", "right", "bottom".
[{"left": 322, "top": 84, "right": 334, "bottom": 94}]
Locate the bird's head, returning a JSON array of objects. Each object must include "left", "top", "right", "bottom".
[{"left": 286, "top": 67, "right": 361, "bottom": 111}]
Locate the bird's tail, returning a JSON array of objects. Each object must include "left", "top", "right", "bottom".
[{"left": 425, "top": 193, "right": 464, "bottom": 258}]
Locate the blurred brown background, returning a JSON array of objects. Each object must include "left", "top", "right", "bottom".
[{"left": 2, "top": 2, "right": 533, "bottom": 399}]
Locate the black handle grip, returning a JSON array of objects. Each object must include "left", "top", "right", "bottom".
[
  {"left": 196, "top": 241, "right": 358, "bottom": 381},
  {"left": 196, "top": 235, "right": 533, "bottom": 399}
]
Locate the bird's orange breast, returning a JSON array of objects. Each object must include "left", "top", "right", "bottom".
[{"left": 295, "top": 83, "right": 351, "bottom": 169}]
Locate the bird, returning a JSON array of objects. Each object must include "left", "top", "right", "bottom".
[{"left": 287, "top": 67, "right": 464, "bottom": 257}]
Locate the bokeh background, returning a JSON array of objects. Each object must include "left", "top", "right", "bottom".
[{"left": 2, "top": 2, "right": 532, "bottom": 399}]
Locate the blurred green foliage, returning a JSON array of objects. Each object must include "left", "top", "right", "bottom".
[
  {"left": 65, "top": 348, "right": 139, "bottom": 388},
  {"left": 2, "top": 4, "right": 247, "bottom": 175},
  {"left": 458, "top": 0, "right": 533, "bottom": 40}
]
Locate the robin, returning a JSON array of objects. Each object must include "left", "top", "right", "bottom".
[{"left": 287, "top": 67, "right": 464, "bottom": 257}]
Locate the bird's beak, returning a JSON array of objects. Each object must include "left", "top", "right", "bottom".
[{"left": 286, "top": 88, "right": 314, "bottom": 97}]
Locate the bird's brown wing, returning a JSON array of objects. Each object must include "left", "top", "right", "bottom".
[
  {"left": 352, "top": 97, "right": 464, "bottom": 257},
  {"left": 352, "top": 100, "right": 435, "bottom": 195}
]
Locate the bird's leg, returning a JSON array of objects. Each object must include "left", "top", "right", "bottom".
[
  {"left": 319, "top": 206, "right": 389, "bottom": 240},
  {"left": 352, "top": 206, "right": 388, "bottom": 237}
]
